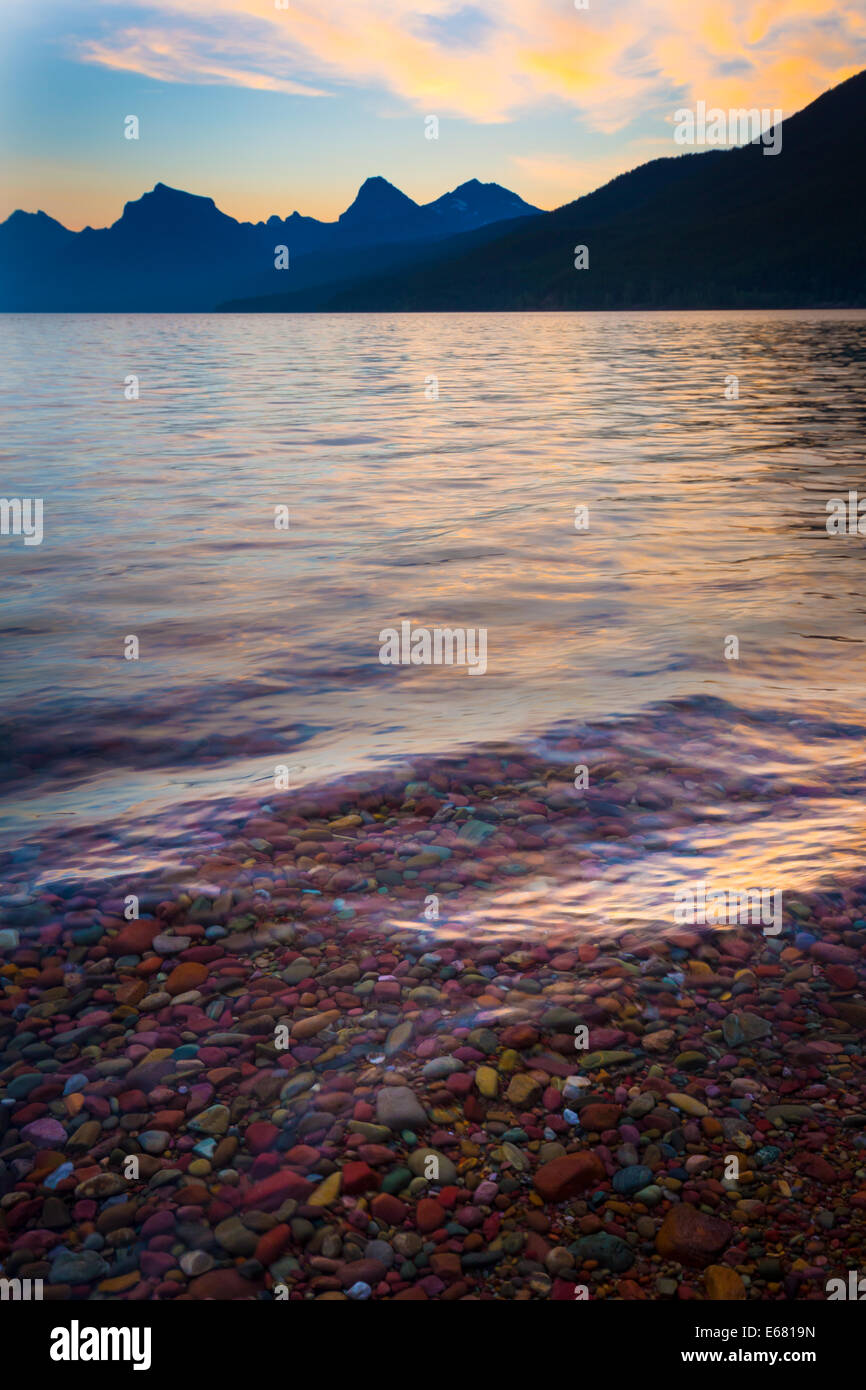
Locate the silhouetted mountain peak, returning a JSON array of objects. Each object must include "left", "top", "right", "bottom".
[
  {"left": 340, "top": 176, "right": 419, "bottom": 224},
  {"left": 150, "top": 181, "right": 212, "bottom": 204},
  {"left": 0, "top": 208, "right": 74, "bottom": 250},
  {"left": 424, "top": 179, "right": 541, "bottom": 227},
  {"left": 6, "top": 209, "right": 51, "bottom": 226},
  {"left": 117, "top": 183, "right": 228, "bottom": 233},
  {"left": 306, "top": 68, "right": 866, "bottom": 313}
]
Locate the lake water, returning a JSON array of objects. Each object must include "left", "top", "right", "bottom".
[{"left": 2, "top": 310, "right": 866, "bottom": 925}]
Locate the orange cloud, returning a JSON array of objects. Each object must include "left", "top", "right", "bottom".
[{"left": 73, "top": 0, "right": 866, "bottom": 128}]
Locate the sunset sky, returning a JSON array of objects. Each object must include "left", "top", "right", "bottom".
[{"left": 1, "top": 0, "right": 864, "bottom": 229}]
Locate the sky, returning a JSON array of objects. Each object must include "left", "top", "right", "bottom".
[{"left": 1, "top": 0, "right": 865, "bottom": 229}]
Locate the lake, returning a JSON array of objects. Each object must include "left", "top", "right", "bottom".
[{"left": 2, "top": 309, "right": 866, "bottom": 930}]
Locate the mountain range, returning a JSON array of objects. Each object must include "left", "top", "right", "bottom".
[
  {"left": 0, "top": 178, "right": 541, "bottom": 311},
  {"left": 2, "top": 69, "right": 864, "bottom": 312},
  {"left": 224, "top": 69, "right": 866, "bottom": 312}
]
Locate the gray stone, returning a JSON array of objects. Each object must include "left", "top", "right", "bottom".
[
  {"left": 215, "top": 1216, "right": 257, "bottom": 1257},
  {"left": 722, "top": 1011, "right": 772, "bottom": 1047},
  {"left": 570, "top": 1233, "right": 634, "bottom": 1273},
  {"left": 407, "top": 1147, "right": 457, "bottom": 1183},
  {"left": 180, "top": 1250, "right": 214, "bottom": 1276},
  {"left": 612, "top": 1164, "right": 653, "bottom": 1195},
  {"left": 421, "top": 1057, "right": 463, "bottom": 1081},
  {"left": 49, "top": 1250, "right": 109, "bottom": 1285},
  {"left": 376, "top": 1086, "right": 429, "bottom": 1131},
  {"left": 364, "top": 1239, "right": 395, "bottom": 1268}
]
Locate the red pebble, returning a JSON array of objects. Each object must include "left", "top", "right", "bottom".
[
  {"left": 370, "top": 1194, "right": 408, "bottom": 1225},
  {"left": 342, "top": 1162, "right": 381, "bottom": 1196},
  {"left": 827, "top": 965, "right": 857, "bottom": 990},
  {"left": 416, "top": 1198, "right": 446, "bottom": 1233},
  {"left": 255, "top": 1224, "right": 292, "bottom": 1266}
]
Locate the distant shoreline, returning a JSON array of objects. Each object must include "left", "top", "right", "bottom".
[{"left": 3, "top": 304, "right": 866, "bottom": 315}]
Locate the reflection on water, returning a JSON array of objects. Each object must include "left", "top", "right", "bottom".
[{"left": 1, "top": 310, "right": 865, "bottom": 919}]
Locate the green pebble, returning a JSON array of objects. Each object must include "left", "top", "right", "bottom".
[
  {"left": 674, "top": 1051, "right": 706, "bottom": 1070},
  {"left": 382, "top": 1167, "right": 412, "bottom": 1194},
  {"left": 635, "top": 1185, "right": 663, "bottom": 1205}
]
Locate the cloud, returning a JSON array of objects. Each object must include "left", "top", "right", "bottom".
[
  {"left": 73, "top": 0, "right": 866, "bottom": 128},
  {"left": 78, "top": 25, "right": 329, "bottom": 95}
]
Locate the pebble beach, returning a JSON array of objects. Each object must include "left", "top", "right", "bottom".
[
  {"left": 3, "top": 310, "right": 866, "bottom": 1309},
  {"left": 3, "top": 699, "right": 866, "bottom": 1303}
]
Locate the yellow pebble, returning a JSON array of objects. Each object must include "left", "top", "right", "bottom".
[
  {"left": 475, "top": 1066, "right": 499, "bottom": 1098},
  {"left": 705, "top": 1265, "right": 746, "bottom": 1300},
  {"left": 98, "top": 1272, "right": 140, "bottom": 1294},
  {"left": 309, "top": 1172, "right": 341, "bottom": 1207}
]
